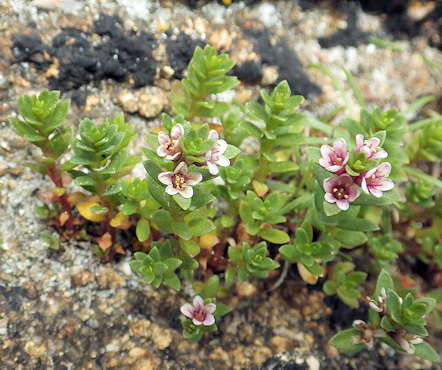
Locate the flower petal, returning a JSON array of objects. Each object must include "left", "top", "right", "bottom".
[
  {"left": 165, "top": 185, "right": 179, "bottom": 196},
  {"left": 320, "top": 144, "right": 333, "bottom": 158},
  {"left": 215, "top": 155, "right": 230, "bottom": 167},
  {"left": 171, "top": 124, "right": 184, "bottom": 140},
  {"left": 175, "top": 161, "right": 188, "bottom": 175},
  {"left": 372, "top": 149, "right": 388, "bottom": 159},
  {"left": 186, "top": 172, "right": 203, "bottom": 186},
  {"left": 158, "top": 131, "right": 169, "bottom": 145},
  {"left": 346, "top": 186, "right": 360, "bottom": 201},
  {"left": 208, "top": 129, "right": 219, "bottom": 141},
  {"left": 369, "top": 188, "right": 383, "bottom": 198},
  {"left": 167, "top": 152, "right": 182, "bottom": 161},
  {"left": 157, "top": 146, "right": 168, "bottom": 157},
  {"left": 180, "top": 304, "right": 194, "bottom": 318},
  {"left": 377, "top": 162, "right": 392, "bottom": 176},
  {"left": 202, "top": 314, "right": 215, "bottom": 326},
  {"left": 333, "top": 138, "right": 347, "bottom": 155},
  {"left": 193, "top": 296, "right": 204, "bottom": 309},
  {"left": 360, "top": 177, "right": 369, "bottom": 194},
  {"left": 179, "top": 186, "right": 194, "bottom": 199},
  {"left": 216, "top": 139, "right": 228, "bottom": 154},
  {"left": 207, "top": 161, "right": 219, "bottom": 175},
  {"left": 205, "top": 303, "right": 216, "bottom": 314},
  {"left": 323, "top": 177, "right": 338, "bottom": 193},
  {"left": 378, "top": 178, "right": 394, "bottom": 192},
  {"left": 158, "top": 172, "right": 173, "bottom": 185},
  {"left": 336, "top": 199, "right": 349, "bottom": 211},
  {"left": 340, "top": 174, "right": 354, "bottom": 186},
  {"left": 192, "top": 318, "right": 203, "bottom": 326},
  {"left": 325, "top": 192, "right": 337, "bottom": 203},
  {"left": 356, "top": 134, "right": 364, "bottom": 149}
]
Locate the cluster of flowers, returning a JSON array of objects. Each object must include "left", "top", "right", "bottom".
[
  {"left": 319, "top": 135, "right": 394, "bottom": 211},
  {"left": 156, "top": 124, "right": 230, "bottom": 199},
  {"left": 351, "top": 289, "right": 423, "bottom": 354}
]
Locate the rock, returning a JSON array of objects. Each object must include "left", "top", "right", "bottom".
[
  {"left": 129, "top": 318, "right": 151, "bottom": 338},
  {"left": 208, "top": 28, "right": 232, "bottom": 51},
  {"left": 151, "top": 324, "right": 173, "bottom": 350},
  {"left": 208, "top": 347, "right": 232, "bottom": 367},
  {"left": 236, "top": 282, "right": 257, "bottom": 297},
  {"left": 96, "top": 268, "right": 126, "bottom": 289},
  {"left": 70, "top": 268, "right": 94, "bottom": 286},
  {"left": 261, "top": 66, "right": 279, "bottom": 85},
  {"left": 118, "top": 87, "right": 168, "bottom": 118},
  {"left": 126, "top": 347, "right": 159, "bottom": 370},
  {"left": 270, "top": 335, "right": 294, "bottom": 353},
  {"left": 118, "top": 90, "right": 138, "bottom": 114},
  {"left": 253, "top": 346, "right": 273, "bottom": 367},
  {"left": 24, "top": 340, "right": 47, "bottom": 359},
  {"left": 138, "top": 87, "right": 168, "bottom": 119},
  {"left": 306, "top": 355, "right": 320, "bottom": 370}
]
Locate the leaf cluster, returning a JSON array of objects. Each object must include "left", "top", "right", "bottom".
[
  {"left": 279, "top": 221, "right": 336, "bottom": 276},
  {"left": 226, "top": 241, "right": 279, "bottom": 284},
  {"left": 129, "top": 241, "right": 182, "bottom": 290}
]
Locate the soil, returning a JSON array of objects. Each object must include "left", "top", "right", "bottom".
[{"left": 1, "top": 0, "right": 442, "bottom": 369}]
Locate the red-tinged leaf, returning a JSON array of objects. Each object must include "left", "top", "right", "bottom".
[{"left": 96, "top": 232, "right": 113, "bottom": 251}]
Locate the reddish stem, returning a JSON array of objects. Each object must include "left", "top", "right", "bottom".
[{"left": 47, "top": 162, "right": 74, "bottom": 234}]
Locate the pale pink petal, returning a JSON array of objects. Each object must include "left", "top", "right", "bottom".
[
  {"left": 323, "top": 177, "right": 337, "bottom": 193},
  {"left": 356, "top": 134, "right": 364, "bottom": 149},
  {"left": 193, "top": 296, "right": 204, "bottom": 309},
  {"left": 343, "top": 152, "right": 350, "bottom": 165},
  {"left": 205, "top": 303, "right": 216, "bottom": 314},
  {"left": 158, "top": 172, "right": 173, "bottom": 185},
  {"left": 175, "top": 161, "right": 188, "bottom": 175},
  {"left": 158, "top": 131, "right": 170, "bottom": 145},
  {"left": 180, "top": 304, "right": 194, "bottom": 318},
  {"left": 167, "top": 152, "right": 182, "bottom": 161},
  {"left": 171, "top": 124, "right": 184, "bottom": 140},
  {"left": 346, "top": 186, "right": 360, "bottom": 201},
  {"left": 365, "top": 167, "right": 377, "bottom": 178},
  {"left": 318, "top": 158, "right": 331, "bottom": 168},
  {"left": 372, "top": 149, "right": 388, "bottom": 159},
  {"left": 327, "top": 164, "right": 345, "bottom": 173},
  {"left": 320, "top": 144, "right": 333, "bottom": 158},
  {"left": 340, "top": 174, "right": 353, "bottom": 186},
  {"left": 186, "top": 172, "right": 203, "bottom": 186},
  {"left": 207, "top": 161, "right": 219, "bottom": 175},
  {"left": 378, "top": 178, "right": 394, "bottom": 192},
  {"left": 157, "top": 146, "right": 168, "bottom": 157},
  {"left": 361, "top": 178, "right": 369, "bottom": 194},
  {"left": 165, "top": 185, "right": 179, "bottom": 196},
  {"left": 368, "top": 137, "right": 380, "bottom": 148},
  {"left": 202, "top": 314, "right": 215, "bottom": 326},
  {"left": 334, "top": 138, "right": 347, "bottom": 155},
  {"left": 179, "top": 186, "right": 193, "bottom": 199},
  {"left": 216, "top": 139, "right": 228, "bottom": 154},
  {"left": 369, "top": 188, "right": 383, "bottom": 198},
  {"left": 192, "top": 318, "right": 203, "bottom": 326},
  {"left": 208, "top": 129, "right": 219, "bottom": 141},
  {"left": 325, "top": 193, "right": 336, "bottom": 203},
  {"left": 377, "top": 162, "right": 391, "bottom": 175},
  {"left": 215, "top": 155, "right": 230, "bottom": 167},
  {"left": 336, "top": 199, "right": 349, "bottom": 211}
]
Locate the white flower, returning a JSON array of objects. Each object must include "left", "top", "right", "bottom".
[
  {"left": 158, "top": 162, "right": 202, "bottom": 199},
  {"left": 157, "top": 124, "right": 184, "bottom": 161},
  {"left": 205, "top": 130, "right": 230, "bottom": 175}
]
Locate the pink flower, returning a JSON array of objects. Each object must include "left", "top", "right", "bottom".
[
  {"left": 324, "top": 174, "right": 360, "bottom": 211},
  {"left": 356, "top": 162, "right": 394, "bottom": 198},
  {"left": 180, "top": 296, "right": 216, "bottom": 326},
  {"left": 158, "top": 162, "right": 202, "bottom": 199},
  {"left": 356, "top": 134, "right": 388, "bottom": 160},
  {"left": 157, "top": 124, "right": 184, "bottom": 161},
  {"left": 319, "top": 138, "right": 349, "bottom": 174},
  {"left": 205, "top": 130, "right": 230, "bottom": 175}
]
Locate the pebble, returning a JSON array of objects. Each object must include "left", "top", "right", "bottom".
[
  {"left": 151, "top": 324, "right": 173, "bottom": 350},
  {"left": 235, "top": 281, "right": 257, "bottom": 297},
  {"left": 270, "top": 335, "right": 294, "bottom": 353},
  {"left": 118, "top": 87, "right": 169, "bottom": 118},
  {"left": 70, "top": 268, "right": 95, "bottom": 286},
  {"left": 96, "top": 268, "right": 126, "bottom": 289}
]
